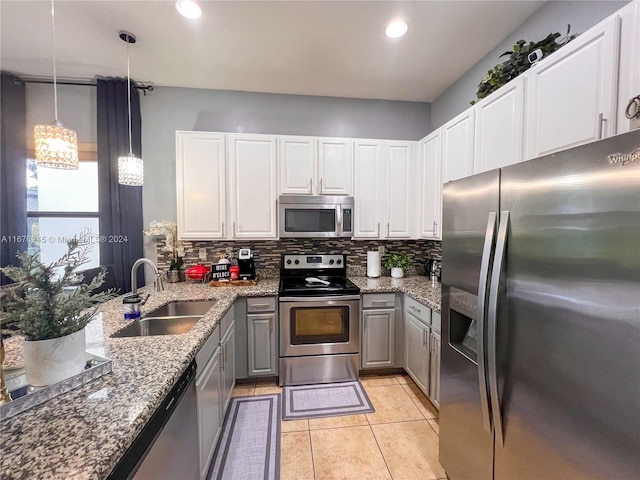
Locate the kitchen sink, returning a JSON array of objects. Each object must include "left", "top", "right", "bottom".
[
  {"left": 144, "top": 300, "right": 217, "bottom": 318},
  {"left": 111, "top": 299, "right": 216, "bottom": 338}
]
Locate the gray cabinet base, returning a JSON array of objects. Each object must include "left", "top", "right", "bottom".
[{"left": 279, "top": 354, "right": 359, "bottom": 386}]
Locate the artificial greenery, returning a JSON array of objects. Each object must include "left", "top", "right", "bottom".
[
  {"left": 472, "top": 25, "right": 577, "bottom": 103},
  {"left": 0, "top": 235, "right": 116, "bottom": 341},
  {"left": 384, "top": 251, "right": 410, "bottom": 271}
]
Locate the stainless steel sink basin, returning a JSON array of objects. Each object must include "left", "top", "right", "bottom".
[
  {"left": 112, "top": 300, "right": 216, "bottom": 338},
  {"left": 145, "top": 300, "right": 217, "bottom": 318}
]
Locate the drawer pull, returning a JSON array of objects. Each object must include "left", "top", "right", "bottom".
[{"left": 410, "top": 305, "right": 422, "bottom": 313}]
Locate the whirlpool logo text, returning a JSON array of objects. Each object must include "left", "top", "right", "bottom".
[{"left": 607, "top": 148, "right": 640, "bottom": 166}]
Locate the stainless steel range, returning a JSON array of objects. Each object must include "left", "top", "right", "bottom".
[{"left": 278, "top": 254, "right": 361, "bottom": 386}]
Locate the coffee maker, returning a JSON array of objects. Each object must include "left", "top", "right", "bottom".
[
  {"left": 237, "top": 248, "right": 256, "bottom": 280},
  {"left": 424, "top": 258, "right": 441, "bottom": 283}
]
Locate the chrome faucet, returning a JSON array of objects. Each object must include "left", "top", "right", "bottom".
[{"left": 130, "top": 258, "right": 164, "bottom": 294}]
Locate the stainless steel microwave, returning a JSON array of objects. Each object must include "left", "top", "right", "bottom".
[{"left": 278, "top": 195, "right": 354, "bottom": 238}]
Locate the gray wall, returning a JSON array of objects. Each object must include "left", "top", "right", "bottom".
[
  {"left": 140, "top": 87, "right": 431, "bottom": 227},
  {"left": 430, "top": 0, "right": 629, "bottom": 129},
  {"left": 26, "top": 83, "right": 96, "bottom": 144}
]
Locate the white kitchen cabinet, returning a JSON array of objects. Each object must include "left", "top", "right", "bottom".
[
  {"left": 247, "top": 312, "right": 277, "bottom": 376},
  {"left": 418, "top": 131, "right": 442, "bottom": 240},
  {"left": 353, "top": 140, "right": 414, "bottom": 239},
  {"left": 228, "top": 134, "right": 278, "bottom": 239},
  {"left": 441, "top": 109, "right": 475, "bottom": 183},
  {"left": 404, "top": 309, "right": 431, "bottom": 393},
  {"left": 524, "top": 16, "right": 620, "bottom": 159},
  {"left": 196, "top": 345, "right": 222, "bottom": 480},
  {"left": 176, "top": 131, "right": 226, "bottom": 240},
  {"left": 353, "top": 140, "right": 384, "bottom": 238},
  {"left": 429, "top": 330, "right": 441, "bottom": 409},
  {"left": 616, "top": 1, "right": 640, "bottom": 134},
  {"left": 474, "top": 76, "right": 525, "bottom": 173},
  {"left": 317, "top": 138, "right": 353, "bottom": 195},
  {"left": 278, "top": 136, "right": 316, "bottom": 195},
  {"left": 384, "top": 141, "right": 413, "bottom": 238}
]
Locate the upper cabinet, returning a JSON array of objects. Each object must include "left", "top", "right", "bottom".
[
  {"left": 418, "top": 131, "right": 442, "bottom": 240},
  {"left": 278, "top": 136, "right": 353, "bottom": 196},
  {"left": 176, "top": 132, "right": 226, "bottom": 240},
  {"left": 474, "top": 76, "right": 525, "bottom": 173},
  {"left": 227, "top": 134, "right": 278, "bottom": 239},
  {"left": 524, "top": 16, "right": 621, "bottom": 159},
  {"left": 441, "top": 109, "right": 475, "bottom": 183},
  {"left": 317, "top": 138, "right": 354, "bottom": 195},
  {"left": 278, "top": 136, "right": 316, "bottom": 195},
  {"left": 616, "top": 1, "right": 640, "bottom": 134},
  {"left": 384, "top": 141, "right": 413, "bottom": 238},
  {"left": 353, "top": 140, "right": 384, "bottom": 238},
  {"left": 353, "top": 140, "right": 414, "bottom": 239}
]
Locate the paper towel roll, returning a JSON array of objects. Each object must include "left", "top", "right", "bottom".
[{"left": 367, "top": 251, "right": 381, "bottom": 278}]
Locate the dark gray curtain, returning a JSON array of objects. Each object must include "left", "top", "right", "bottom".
[
  {"left": 0, "top": 73, "right": 27, "bottom": 285},
  {"left": 97, "top": 77, "right": 144, "bottom": 293}
]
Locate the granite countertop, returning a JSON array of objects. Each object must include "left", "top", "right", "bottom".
[{"left": 0, "top": 275, "right": 440, "bottom": 480}]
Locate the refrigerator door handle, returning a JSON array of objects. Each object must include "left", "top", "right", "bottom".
[
  {"left": 487, "top": 210, "right": 509, "bottom": 447},
  {"left": 477, "top": 211, "right": 497, "bottom": 433}
]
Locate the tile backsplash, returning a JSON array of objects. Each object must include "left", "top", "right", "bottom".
[{"left": 157, "top": 238, "right": 441, "bottom": 277}]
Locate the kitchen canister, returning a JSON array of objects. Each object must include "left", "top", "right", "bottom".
[{"left": 367, "top": 251, "right": 381, "bottom": 278}]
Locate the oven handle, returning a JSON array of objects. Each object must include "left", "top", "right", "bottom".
[{"left": 279, "top": 295, "right": 361, "bottom": 302}]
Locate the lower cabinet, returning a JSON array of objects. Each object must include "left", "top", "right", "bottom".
[
  {"left": 361, "top": 309, "right": 395, "bottom": 368},
  {"left": 247, "top": 312, "right": 277, "bottom": 376},
  {"left": 196, "top": 306, "right": 235, "bottom": 479},
  {"left": 404, "top": 309, "right": 431, "bottom": 393},
  {"left": 196, "top": 346, "right": 222, "bottom": 479},
  {"left": 403, "top": 295, "right": 441, "bottom": 409}
]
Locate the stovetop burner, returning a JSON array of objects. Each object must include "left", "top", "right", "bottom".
[{"left": 278, "top": 254, "right": 360, "bottom": 297}]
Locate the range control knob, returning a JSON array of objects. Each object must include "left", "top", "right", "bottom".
[
  {"left": 294, "top": 259, "right": 300, "bottom": 265},
  {"left": 286, "top": 259, "right": 292, "bottom": 265},
  {"left": 336, "top": 259, "right": 342, "bottom": 265},
  {"left": 329, "top": 259, "right": 335, "bottom": 265}
]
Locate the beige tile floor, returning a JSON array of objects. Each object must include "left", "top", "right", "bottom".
[{"left": 231, "top": 373, "right": 446, "bottom": 480}]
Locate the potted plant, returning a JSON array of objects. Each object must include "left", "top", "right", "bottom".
[
  {"left": 384, "top": 251, "right": 410, "bottom": 279},
  {"left": 0, "top": 234, "right": 116, "bottom": 386},
  {"left": 144, "top": 221, "right": 185, "bottom": 283}
]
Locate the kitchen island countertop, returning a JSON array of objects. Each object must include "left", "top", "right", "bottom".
[{"left": 0, "top": 275, "right": 440, "bottom": 480}]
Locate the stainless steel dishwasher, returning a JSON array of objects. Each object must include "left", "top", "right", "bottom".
[{"left": 109, "top": 361, "right": 199, "bottom": 480}]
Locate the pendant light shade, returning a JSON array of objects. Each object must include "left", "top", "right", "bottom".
[
  {"left": 118, "top": 154, "right": 144, "bottom": 186},
  {"left": 117, "top": 31, "right": 143, "bottom": 186},
  {"left": 34, "top": 0, "right": 79, "bottom": 169}
]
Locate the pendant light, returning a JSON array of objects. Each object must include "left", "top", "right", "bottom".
[
  {"left": 33, "top": 0, "right": 79, "bottom": 169},
  {"left": 117, "top": 31, "right": 144, "bottom": 186}
]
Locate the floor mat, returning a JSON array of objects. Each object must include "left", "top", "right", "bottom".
[
  {"left": 282, "top": 381, "right": 374, "bottom": 421},
  {"left": 208, "top": 394, "right": 280, "bottom": 480}
]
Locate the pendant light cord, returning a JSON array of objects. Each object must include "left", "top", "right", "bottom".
[
  {"left": 51, "top": 0, "right": 58, "bottom": 123},
  {"left": 126, "top": 40, "right": 133, "bottom": 155}
]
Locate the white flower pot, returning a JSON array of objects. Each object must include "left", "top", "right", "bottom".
[
  {"left": 391, "top": 267, "right": 404, "bottom": 279},
  {"left": 23, "top": 329, "right": 87, "bottom": 387}
]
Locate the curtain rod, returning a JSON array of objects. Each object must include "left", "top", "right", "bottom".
[{"left": 22, "top": 76, "right": 154, "bottom": 94}]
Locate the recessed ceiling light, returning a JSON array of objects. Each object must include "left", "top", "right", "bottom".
[
  {"left": 176, "top": 0, "right": 202, "bottom": 19},
  {"left": 385, "top": 20, "right": 408, "bottom": 39}
]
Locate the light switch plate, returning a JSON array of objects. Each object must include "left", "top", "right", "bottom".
[{"left": 198, "top": 248, "right": 207, "bottom": 260}]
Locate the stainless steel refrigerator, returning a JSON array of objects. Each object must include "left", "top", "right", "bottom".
[{"left": 439, "top": 129, "right": 640, "bottom": 480}]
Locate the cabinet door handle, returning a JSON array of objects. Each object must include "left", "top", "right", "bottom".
[
  {"left": 433, "top": 222, "right": 438, "bottom": 237},
  {"left": 309, "top": 178, "right": 313, "bottom": 191},
  {"left": 377, "top": 222, "right": 380, "bottom": 237},
  {"left": 319, "top": 178, "right": 323, "bottom": 192},
  {"left": 423, "top": 329, "right": 427, "bottom": 346},
  {"left": 222, "top": 222, "right": 226, "bottom": 237},
  {"left": 233, "top": 222, "right": 237, "bottom": 237},
  {"left": 219, "top": 343, "right": 225, "bottom": 370},
  {"left": 386, "top": 222, "right": 390, "bottom": 237},
  {"left": 598, "top": 113, "right": 607, "bottom": 139}
]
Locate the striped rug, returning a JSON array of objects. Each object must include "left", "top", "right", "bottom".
[{"left": 282, "top": 381, "right": 374, "bottom": 421}]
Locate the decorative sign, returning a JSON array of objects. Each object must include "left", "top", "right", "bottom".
[{"left": 211, "top": 263, "right": 231, "bottom": 281}]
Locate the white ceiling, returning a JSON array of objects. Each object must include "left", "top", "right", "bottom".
[{"left": 0, "top": 1, "right": 545, "bottom": 102}]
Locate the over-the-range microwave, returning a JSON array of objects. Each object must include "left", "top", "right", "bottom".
[{"left": 278, "top": 195, "right": 354, "bottom": 238}]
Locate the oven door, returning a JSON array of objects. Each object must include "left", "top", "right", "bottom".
[{"left": 279, "top": 295, "right": 360, "bottom": 356}]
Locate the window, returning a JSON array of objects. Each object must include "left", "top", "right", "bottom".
[{"left": 26, "top": 153, "right": 100, "bottom": 268}]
